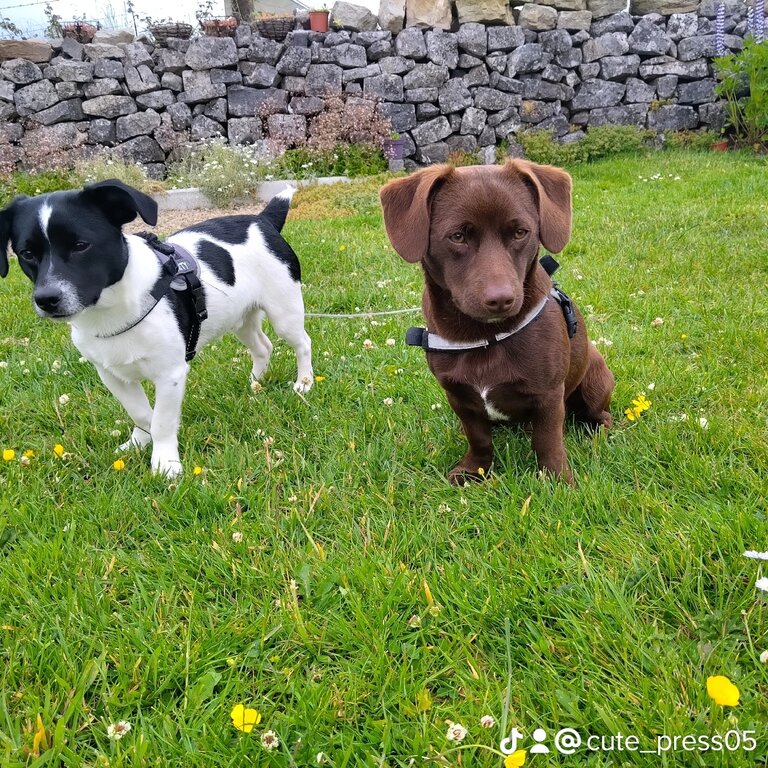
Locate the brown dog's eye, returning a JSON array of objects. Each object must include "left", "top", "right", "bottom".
[
  {"left": 448, "top": 231, "right": 466, "bottom": 244},
  {"left": 512, "top": 229, "right": 528, "bottom": 240}
]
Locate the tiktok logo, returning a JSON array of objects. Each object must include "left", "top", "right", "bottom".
[{"left": 500, "top": 728, "right": 525, "bottom": 755}]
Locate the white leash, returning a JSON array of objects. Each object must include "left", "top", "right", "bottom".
[{"left": 305, "top": 307, "right": 421, "bottom": 319}]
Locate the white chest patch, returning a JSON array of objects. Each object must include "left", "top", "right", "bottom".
[{"left": 480, "top": 387, "right": 508, "bottom": 422}]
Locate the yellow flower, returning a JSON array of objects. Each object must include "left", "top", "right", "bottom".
[
  {"left": 624, "top": 407, "right": 637, "bottom": 421},
  {"left": 505, "top": 750, "right": 527, "bottom": 767},
  {"left": 632, "top": 394, "right": 651, "bottom": 412},
  {"left": 423, "top": 579, "right": 434, "bottom": 607},
  {"left": 477, "top": 466, "right": 485, "bottom": 476},
  {"left": 338, "top": 245, "right": 346, "bottom": 251},
  {"left": 23, "top": 450, "right": 34, "bottom": 458},
  {"left": 707, "top": 676, "right": 740, "bottom": 707},
  {"left": 2, "top": 449, "right": 15, "bottom": 461},
  {"left": 315, "top": 375, "right": 326, "bottom": 382},
  {"left": 193, "top": 466, "right": 203, "bottom": 476},
  {"left": 230, "top": 703, "right": 261, "bottom": 732},
  {"left": 113, "top": 459, "right": 125, "bottom": 471},
  {"left": 53, "top": 443, "right": 64, "bottom": 457}
]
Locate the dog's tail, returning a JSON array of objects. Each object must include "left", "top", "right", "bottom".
[{"left": 260, "top": 186, "right": 295, "bottom": 232}]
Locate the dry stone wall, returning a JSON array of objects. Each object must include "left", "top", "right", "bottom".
[{"left": 0, "top": 2, "right": 756, "bottom": 175}]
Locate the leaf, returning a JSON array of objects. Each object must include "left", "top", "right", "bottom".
[
  {"left": 187, "top": 670, "right": 222, "bottom": 709},
  {"left": 415, "top": 688, "right": 432, "bottom": 713}
]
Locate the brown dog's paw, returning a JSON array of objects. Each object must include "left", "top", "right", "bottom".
[
  {"left": 598, "top": 411, "right": 613, "bottom": 429},
  {"left": 448, "top": 463, "right": 491, "bottom": 485}
]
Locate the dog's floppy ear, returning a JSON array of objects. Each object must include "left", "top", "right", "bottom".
[
  {"left": 380, "top": 165, "right": 454, "bottom": 263},
  {"left": 505, "top": 159, "right": 572, "bottom": 253},
  {"left": 81, "top": 179, "right": 158, "bottom": 227},
  {"left": 0, "top": 196, "right": 26, "bottom": 279}
]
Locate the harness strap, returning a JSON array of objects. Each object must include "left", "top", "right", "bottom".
[{"left": 97, "top": 235, "right": 208, "bottom": 361}]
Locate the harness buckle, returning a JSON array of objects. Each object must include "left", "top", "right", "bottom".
[
  {"left": 553, "top": 286, "right": 578, "bottom": 338},
  {"left": 406, "top": 326, "right": 428, "bottom": 348}
]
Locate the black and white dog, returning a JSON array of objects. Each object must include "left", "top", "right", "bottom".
[{"left": 0, "top": 180, "right": 313, "bottom": 476}]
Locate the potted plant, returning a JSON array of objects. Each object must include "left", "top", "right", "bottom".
[
  {"left": 61, "top": 20, "right": 98, "bottom": 42},
  {"left": 382, "top": 132, "right": 406, "bottom": 160},
  {"left": 309, "top": 5, "right": 329, "bottom": 32},
  {"left": 146, "top": 17, "right": 194, "bottom": 44},
  {"left": 200, "top": 16, "right": 238, "bottom": 36},
  {"left": 254, "top": 11, "right": 295, "bottom": 41}
]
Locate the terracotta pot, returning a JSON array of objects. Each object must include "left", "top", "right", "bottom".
[
  {"left": 309, "top": 10, "right": 329, "bottom": 32},
  {"left": 711, "top": 140, "right": 729, "bottom": 152}
]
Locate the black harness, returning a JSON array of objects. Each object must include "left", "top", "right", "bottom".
[
  {"left": 97, "top": 233, "right": 208, "bottom": 362},
  {"left": 406, "top": 254, "right": 577, "bottom": 354}
]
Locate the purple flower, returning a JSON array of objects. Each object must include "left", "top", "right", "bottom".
[{"left": 715, "top": 2, "right": 726, "bottom": 55}]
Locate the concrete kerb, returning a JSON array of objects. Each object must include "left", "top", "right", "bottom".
[{"left": 155, "top": 176, "right": 352, "bottom": 210}]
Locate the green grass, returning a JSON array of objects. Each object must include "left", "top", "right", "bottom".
[{"left": 1, "top": 151, "right": 767, "bottom": 767}]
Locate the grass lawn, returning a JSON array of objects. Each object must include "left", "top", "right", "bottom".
[{"left": 0, "top": 150, "right": 767, "bottom": 767}]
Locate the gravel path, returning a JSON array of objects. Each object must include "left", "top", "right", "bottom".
[{"left": 126, "top": 201, "right": 265, "bottom": 236}]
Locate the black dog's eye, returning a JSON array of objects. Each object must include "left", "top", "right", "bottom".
[
  {"left": 72, "top": 241, "right": 90, "bottom": 253},
  {"left": 18, "top": 249, "right": 36, "bottom": 262},
  {"left": 448, "top": 231, "right": 466, "bottom": 244}
]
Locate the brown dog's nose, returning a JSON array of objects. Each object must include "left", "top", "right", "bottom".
[{"left": 483, "top": 287, "right": 515, "bottom": 314}]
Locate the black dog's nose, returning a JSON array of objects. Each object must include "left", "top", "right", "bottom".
[
  {"left": 483, "top": 288, "right": 515, "bottom": 314},
  {"left": 34, "top": 288, "right": 62, "bottom": 313}
]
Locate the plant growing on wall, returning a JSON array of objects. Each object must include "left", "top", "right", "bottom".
[{"left": 715, "top": 38, "right": 768, "bottom": 147}]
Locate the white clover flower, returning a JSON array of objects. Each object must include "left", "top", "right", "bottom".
[
  {"left": 480, "top": 715, "right": 495, "bottom": 729},
  {"left": 385, "top": 338, "right": 396, "bottom": 346},
  {"left": 107, "top": 721, "right": 132, "bottom": 740},
  {"left": 58, "top": 394, "right": 70, "bottom": 405},
  {"left": 699, "top": 416, "right": 709, "bottom": 429},
  {"left": 760, "top": 650, "right": 768, "bottom": 664},
  {"left": 261, "top": 730, "right": 279, "bottom": 750},
  {"left": 232, "top": 531, "right": 244, "bottom": 543},
  {"left": 446, "top": 723, "right": 468, "bottom": 742},
  {"left": 362, "top": 339, "right": 374, "bottom": 350},
  {"left": 651, "top": 317, "right": 664, "bottom": 327},
  {"left": 756, "top": 577, "right": 768, "bottom": 592},
  {"left": 382, "top": 397, "right": 394, "bottom": 406}
]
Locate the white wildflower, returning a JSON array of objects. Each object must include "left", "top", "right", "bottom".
[
  {"left": 107, "top": 721, "right": 132, "bottom": 740},
  {"left": 446, "top": 723, "right": 468, "bottom": 742},
  {"left": 261, "top": 730, "right": 279, "bottom": 750}
]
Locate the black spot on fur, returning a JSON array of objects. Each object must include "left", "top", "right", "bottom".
[
  {"left": 261, "top": 223, "right": 301, "bottom": 282},
  {"left": 183, "top": 214, "right": 301, "bottom": 283},
  {"left": 196, "top": 239, "right": 235, "bottom": 286}
]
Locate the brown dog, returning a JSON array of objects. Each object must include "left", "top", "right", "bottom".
[{"left": 380, "top": 159, "right": 614, "bottom": 484}]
